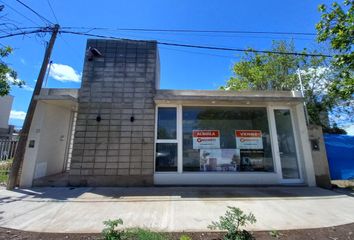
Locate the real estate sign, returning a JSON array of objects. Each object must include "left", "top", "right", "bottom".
[
  {"left": 235, "top": 130, "right": 263, "bottom": 149},
  {"left": 193, "top": 130, "right": 220, "bottom": 149}
]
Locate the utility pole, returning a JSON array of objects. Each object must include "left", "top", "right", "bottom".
[{"left": 7, "top": 24, "right": 60, "bottom": 190}]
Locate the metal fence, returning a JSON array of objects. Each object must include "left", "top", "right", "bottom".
[
  {"left": 0, "top": 139, "right": 18, "bottom": 161},
  {"left": 0, "top": 139, "right": 18, "bottom": 185}
]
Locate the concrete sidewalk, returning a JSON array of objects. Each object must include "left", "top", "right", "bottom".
[{"left": 0, "top": 187, "right": 353, "bottom": 233}]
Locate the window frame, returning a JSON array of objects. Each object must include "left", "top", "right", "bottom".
[
  {"left": 268, "top": 106, "right": 304, "bottom": 184},
  {"left": 155, "top": 105, "right": 181, "bottom": 173},
  {"left": 154, "top": 103, "right": 298, "bottom": 177}
]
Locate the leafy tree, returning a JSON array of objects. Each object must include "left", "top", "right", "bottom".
[
  {"left": 220, "top": 40, "right": 352, "bottom": 130},
  {"left": 316, "top": 0, "right": 353, "bottom": 102},
  {"left": 0, "top": 46, "right": 24, "bottom": 96},
  {"left": 0, "top": 5, "right": 25, "bottom": 96}
]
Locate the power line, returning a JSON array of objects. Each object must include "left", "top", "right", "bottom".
[
  {"left": 159, "top": 45, "right": 241, "bottom": 59},
  {"left": 61, "top": 26, "right": 317, "bottom": 36},
  {"left": 158, "top": 41, "right": 332, "bottom": 57},
  {"left": 0, "top": 28, "right": 51, "bottom": 39},
  {"left": 0, "top": 1, "right": 42, "bottom": 27},
  {"left": 15, "top": 0, "right": 53, "bottom": 25},
  {"left": 60, "top": 30, "right": 333, "bottom": 58},
  {"left": 0, "top": 27, "right": 332, "bottom": 58},
  {"left": 127, "top": 30, "right": 314, "bottom": 41},
  {"left": 58, "top": 33, "right": 83, "bottom": 62},
  {"left": 46, "top": 0, "right": 59, "bottom": 23}
]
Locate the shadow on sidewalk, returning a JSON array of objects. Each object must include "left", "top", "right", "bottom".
[{"left": 4, "top": 185, "right": 349, "bottom": 202}]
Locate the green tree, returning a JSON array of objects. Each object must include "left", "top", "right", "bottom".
[
  {"left": 316, "top": 0, "right": 353, "bottom": 101},
  {"left": 0, "top": 46, "right": 24, "bottom": 96},
  {"left": 220, "top": 40, "right": 352, "bottom": 130}
]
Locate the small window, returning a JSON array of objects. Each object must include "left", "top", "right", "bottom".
[
  {"left": 157, "top": 107, "right": 177, "bottom": 139},
  {"left": 155, "top": 143, "right": 177, "bottom": 171}
]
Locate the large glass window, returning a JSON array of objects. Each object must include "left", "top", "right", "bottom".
[
  {"left": 183, "top": 107, "right": 274, "bottom": 172},
  {"left": 157, "top": 107, "right": 176, "bottom": 139},
  {"left": 274, "top": 109, "right": 300, "bottom": 179},
  {"left": 156, "top": 107, "right": 178, "bottom": 172}
]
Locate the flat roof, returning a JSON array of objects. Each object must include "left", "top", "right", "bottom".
[
  {"left": 34, "top": 88, "right": 78, "bottom": 109},
  {"left": 154, "top": 90, "right": 304, "bottom": 105}
]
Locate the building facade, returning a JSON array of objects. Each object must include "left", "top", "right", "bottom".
[
  {"left": 0, "top": 95, "right": 15, "bottom": 139},
  {"left": 19, "top": 39, "right": 317, "bottom": 187}
]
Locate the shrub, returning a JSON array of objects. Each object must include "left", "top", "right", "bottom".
[
  {"left": 102, "top": 219, "right": 125, "bottom": 240},
  {"left": 179, "top": 234, "right": 192, "bottom": 240},
  {"left": 269, "top": 230, "right": 282, "bottom": 238},
  {"left": 125, "top": 228, "right": 168, "bottom": 240},
  {"left": 101, "top": 219, "right": 169, "bottom": 240},
  {"left": 208, "top": 206, "right": 256, "bottom": 240}
]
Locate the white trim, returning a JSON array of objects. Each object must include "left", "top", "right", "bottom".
[
  {"left": 156, "top": 139, "right": 178, "bottom": 143},
  {"left": 271, "top": 106, "right": 304, "bottom": 184},
  {"left": 267, "top": 106, "right": 283, "bottom": 181},
  {"left": 154, "top": 172, "right": 281, "bottom": 185},
  {"left": 154, "top": 105, "right": 179, "bottom": 173},
  {"left": 177, "top": 105, "right": 183, "bottom": 173},
  {"left": 294, "top": 103, "right": 316, "bottom": 186}
]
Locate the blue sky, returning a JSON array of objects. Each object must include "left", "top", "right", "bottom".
[{"left": 2, "top": 0, "right": 352, "bottom": 134}]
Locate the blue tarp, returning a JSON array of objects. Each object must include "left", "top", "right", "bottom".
[{"left": 324, "top": 134, "right": 354, "bottom": 180}]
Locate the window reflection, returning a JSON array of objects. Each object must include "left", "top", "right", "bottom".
[
  {"left": 183, "top": 107, "right": 274, "bottom": 172},
  {"left": 157, "top": 107, "right": 176, "bottom": 139},
  {"left": 155, "top": 143, "right": 177, "bottom": 172}
]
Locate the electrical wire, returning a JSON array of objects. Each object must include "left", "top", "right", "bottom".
[
  {"left": 46, "top": 0, "right": 59, "bottom": 23},
  {"left": 60, "top": 30, "right": 333, "bottom": 58},
  {"left": 15, "top": 0, "right": 53, "bottom": 25},
  {"left": 0, "top": 28, "right": 51, "bottom": 39},
  {"left": 159, "top": 45, "right": 241, "bottom": 59},
  {"left": 60, "top": 26, "right": 317, "bottom": 36},
  {"left": 0, "top": 0, "right": 42, "bottom": 27},
  {"left": 0, "top": 26, "right": 332, "bottom": 58}
]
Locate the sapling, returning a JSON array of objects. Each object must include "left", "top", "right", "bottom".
[{"left": 208, "top": 206, "right": 256, "bottom": 240}]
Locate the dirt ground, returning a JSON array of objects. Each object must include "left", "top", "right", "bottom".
[
  {"left": 0, "top": 223, "right": 353, "bottom": 240},
  {"left": 332, "top": 180, "right": 354, "bottom": 189}
]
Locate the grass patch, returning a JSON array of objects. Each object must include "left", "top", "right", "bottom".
[
  {"left": 0, "top": 159, "right": 12, "bottom": 185},
  {"left": 126, "top": 228, "right": 168, "bottom": 240}
]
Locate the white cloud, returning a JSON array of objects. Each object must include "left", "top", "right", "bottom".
[
  {"left": 22, "top": 85, "right": 34, "bottom": 91},
  {"left": 10, "top": 110, "right": 26, "bottom": 120},
  {"left": 6, "top": 74, "right": 33, "bottom": 91},
  {"left": 20, "top": 58, "right": 26, "bottom": 65},
  {"left": 49, "top": 63, "right": 81, "bottom": 82},
  {"left": 344, "top": 125, "right": 354, "bottom": 136},
  {"left": 6, "top": 73, "right": 20, "bottom": 84}
]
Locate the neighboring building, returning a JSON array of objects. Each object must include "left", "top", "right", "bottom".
[
  {"left": 19, "top": 39, "right": 317, "bottom": 187},
  {"left": 0, "top": 95, "right": 15, "bottom": 139}
]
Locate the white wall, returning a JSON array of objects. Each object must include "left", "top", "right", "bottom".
[
  {"left": 38, "top": 103, "right": 73, "bottom": 176},
  {"left": 20, "top": 101, "right": 73, "bottom": 187},
  {"left": 0, "top": 95, "right": 14, "bottom": 129}
]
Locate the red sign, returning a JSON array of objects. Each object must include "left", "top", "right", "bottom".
[
  {"left": 192, "top": 130, "right": 220, "bottom": 149},
  {"left": 235, "top": 130, "right": 262, "bottom": 138},
  {"left": 193, "top": 130, "right": 220, "bottom": 138},
  {"left": 235, "top": 130, "right": 263, "bottom": 149}
]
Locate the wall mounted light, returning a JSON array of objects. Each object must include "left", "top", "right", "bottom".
[{"left": 87, "top": 47, "right": 103, "bottom": 61}]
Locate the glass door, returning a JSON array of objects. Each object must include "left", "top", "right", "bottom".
[{"left": 273, "top": 109, "right": 301, "bottom": 180}]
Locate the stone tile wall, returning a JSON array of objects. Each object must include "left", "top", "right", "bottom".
[{"left": 69, "top": 39, "right": 158, "bottom": 186}]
